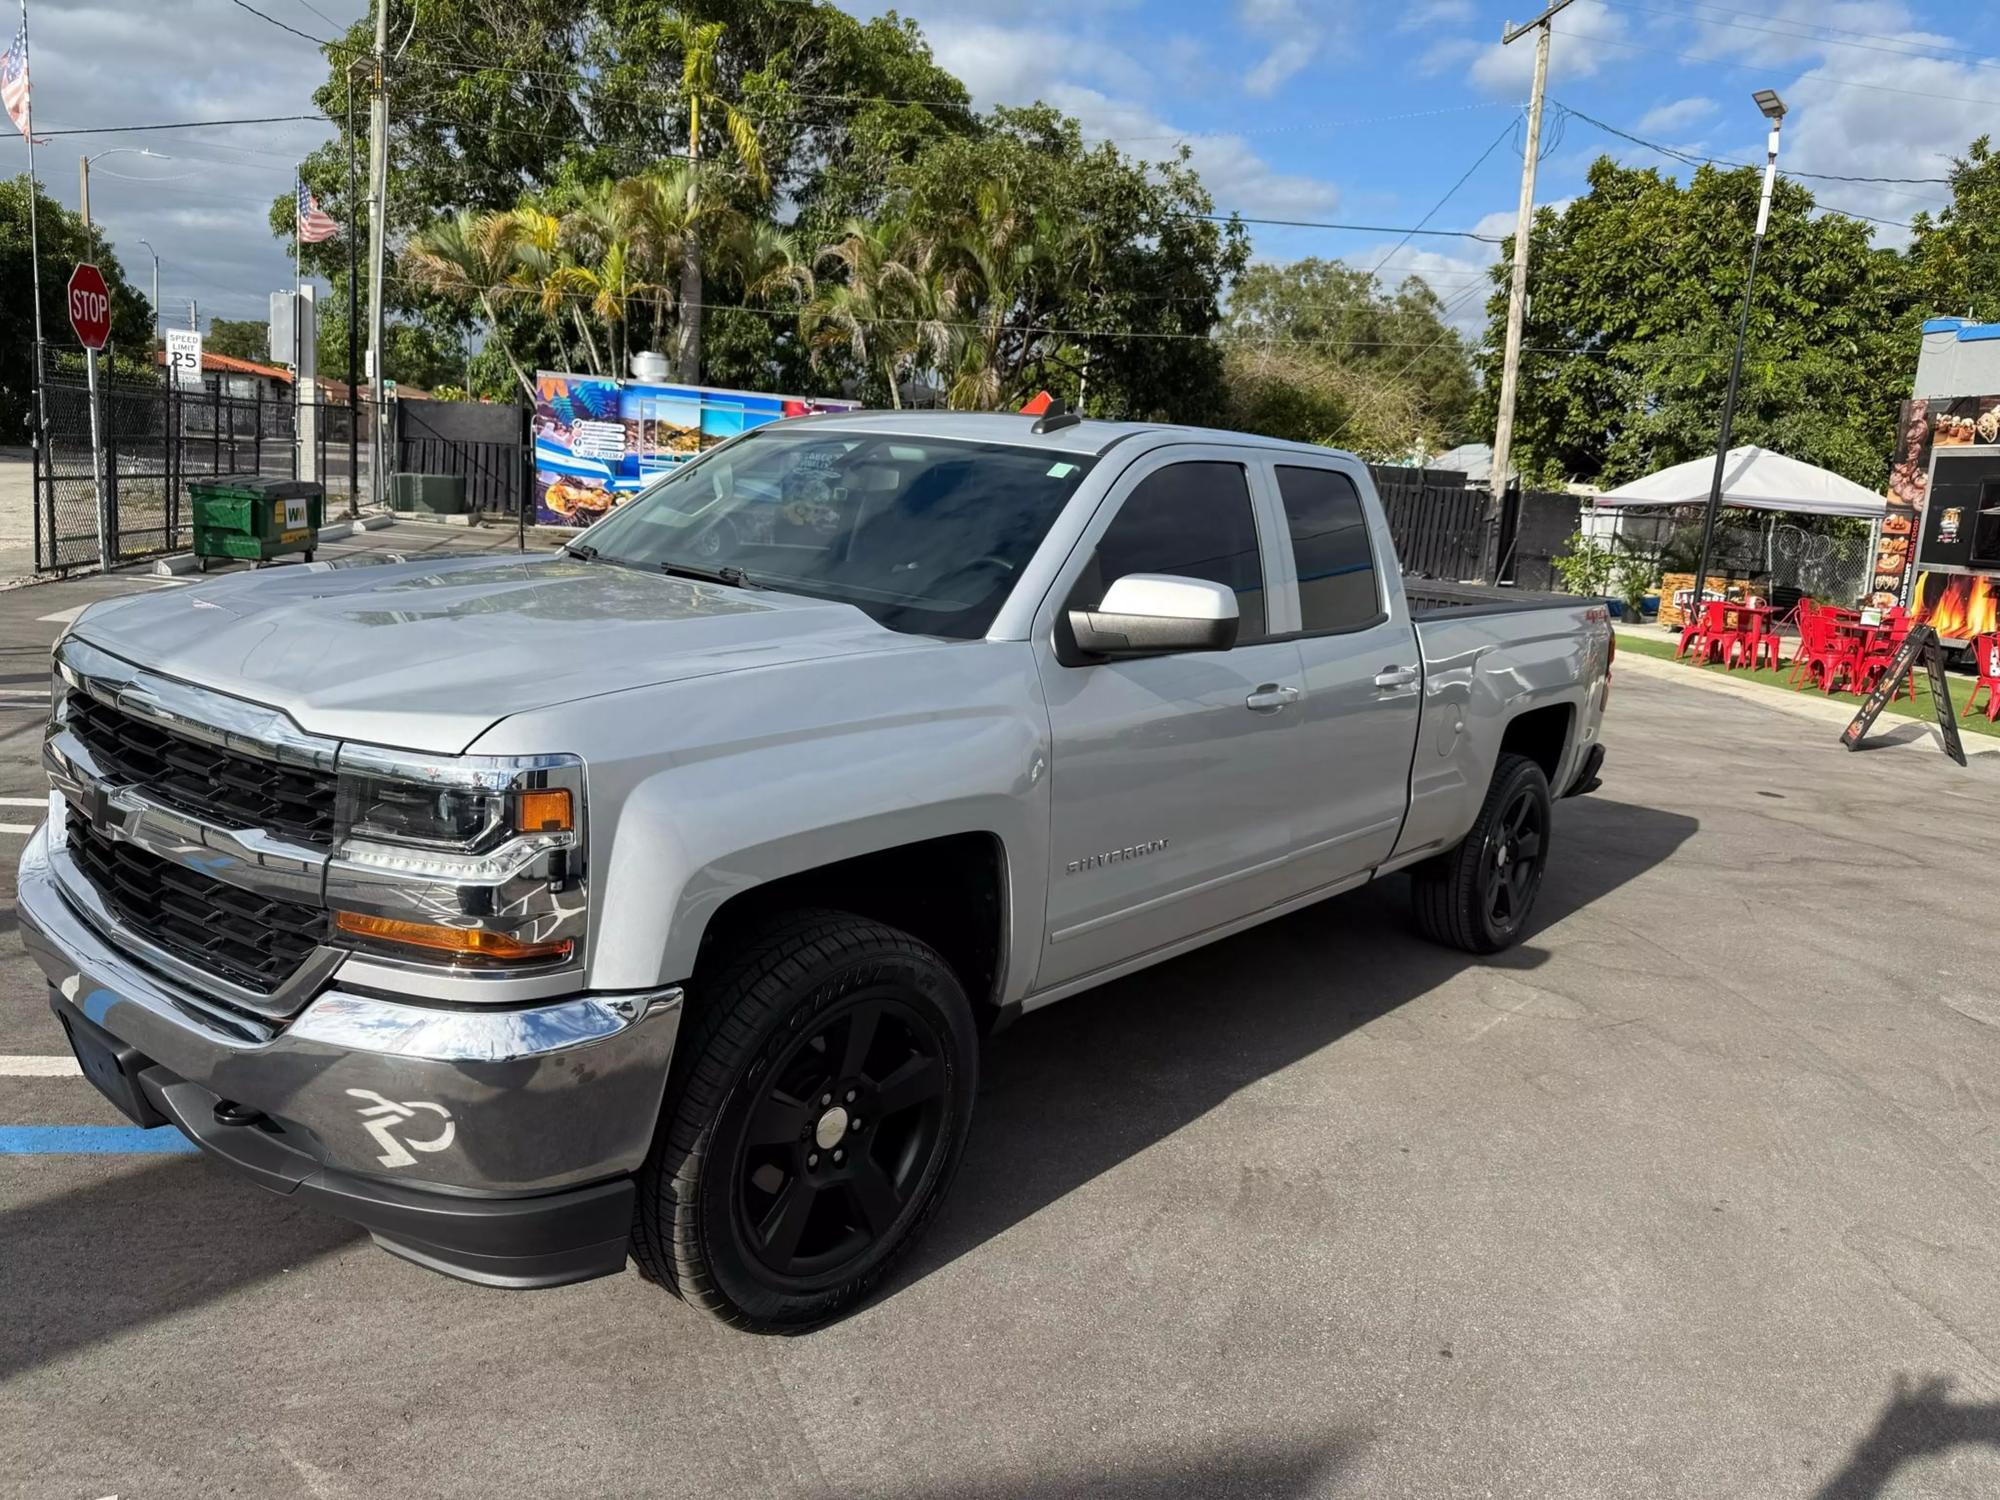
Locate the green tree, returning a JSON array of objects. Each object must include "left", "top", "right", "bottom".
[
  {"left": 1908, "top": 136, "right": 2000, "bottom": 324},
  {"left": 1226, "top": 258, "right": 1477, "bottom": 448},
  {"left": 1475, "top": 156, "right": 1919, "bottom": 490},
  {"left": 0, "top": 176, "right": 153, "bottom": 432},
  {"left": 400, "top": 211, "right": 539, "bottom": 400},
  {"left": 804, "top": 215, "right": 951, "bottom": 407},
  {"left": 205, "top": 317, "right": 271, "bottom": 362}
]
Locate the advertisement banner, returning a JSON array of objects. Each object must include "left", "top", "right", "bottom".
[
  {"left": 533, "top": 371, "right": 859, "bottom": 527},
  {"left": 1894, "top": 393, "right": 2000, "bottom": 642}
]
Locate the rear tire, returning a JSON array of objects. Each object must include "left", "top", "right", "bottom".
[
  {"left": 632, "top": 909, "right": 978, "bottom": 1331},
  {"left": 1410, "top": 751, "right": 1553, "bottom": 954}
]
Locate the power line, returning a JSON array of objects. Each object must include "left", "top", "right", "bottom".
[
  {"left": 1559, "top": 105, "right": 1952, "bottom": 186},
  {"left": 223, "top": 0, "right": 348, "bottom": 51},
  {"left": 1181, "top": 213, "right": 1507, "bottom": 242},
  {"left": 19, "top": 114, "right": 327, "bottom": 138},
  {"left": 1598, "top": 0, "right": 2000, "bottom": 73},
  {"left": 1363, "top": 115, "right": 1518, "bottom": 279},
  {"left": 1549, "top": 24, "right": 2000, "bottom": 110}
]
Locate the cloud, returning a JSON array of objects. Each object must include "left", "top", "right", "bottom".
[
  {"left": 1462, "top": 1, "right": 1633, "bottom": 95},
  {"left": 1398, "top": 0, "right": 1476, "bottom": 27},
  {"left": 0, "top": 0, "right": 361, "bottom": 324},
  {"left": 1682, "top": 0, "right": 1915, "bottom": 67},
  {"left": 1636, "top": 96, "right": 1719, "bottom": 135}
]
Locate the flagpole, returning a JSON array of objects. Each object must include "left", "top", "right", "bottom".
[
  {"left": 295, "top": 169, "right": 303, "bottom": 466},
  {"left": 19, "top": 0, "right": 48, "bottom": 445}
]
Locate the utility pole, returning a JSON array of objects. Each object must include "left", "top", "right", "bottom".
[
  {"left": 138, "top": 238, "right": 160, "bottom": 358},
  {"left": 346, "top": 60, "right": 362, "bottom": 517},
  {"left": 187, "top": 299, "right": 197, "bottom": 331},
  {"left": 364, "top": 0, "right": 390, "bottom": 510},
  {"left": 1687, "top": 91, "right": 1787, "bottom": 626},
  {"left": 1488, "top": 0, "right": 1574, "bottom": 532}
]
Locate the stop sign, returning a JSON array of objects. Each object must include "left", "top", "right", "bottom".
[{"left": 67, "top": 263, "right": 111, "bottom": 351}]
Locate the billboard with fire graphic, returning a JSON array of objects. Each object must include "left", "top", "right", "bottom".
[
  {"left": 1887, "top": 393, "right": 2000, "bottom": 643},
  {"left": 532, "top": 372, "right": 859, "bottom": 528}
]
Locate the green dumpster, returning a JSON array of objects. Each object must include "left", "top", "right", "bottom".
[{"left": 188, "top": 475, "right": 325, "bottom": 572}]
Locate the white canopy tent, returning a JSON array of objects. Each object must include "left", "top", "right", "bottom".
[{"left": 1592, "top": 445, "right": 1886, "bottom": 519}]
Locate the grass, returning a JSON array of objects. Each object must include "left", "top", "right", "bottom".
[{"left": 1615, "top": 625, "right": 2000, "bottom": 739}]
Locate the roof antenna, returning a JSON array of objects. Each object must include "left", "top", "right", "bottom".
[{"left": 1032, "top": 397, "right": 1082, "bottom": 434}]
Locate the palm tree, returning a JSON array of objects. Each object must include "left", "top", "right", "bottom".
[
  {"left": 509, "top": 206, "right": 603, "bottom": 374},
  {"left": 556, "top": 182, "right": 641, "bottom": 377},
  {"left": 932, "top": 183, "right": 1049, "bottom": 410},
  {"left": 400, "top": 210, "right": 536, "bottom": 402},
  {"left": 805, "top": 216, "right": 953, "bottom": 408},
  {"left": 664, "top": 13, "right": 770, "bottom": 383}
]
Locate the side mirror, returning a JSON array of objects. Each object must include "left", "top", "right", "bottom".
[{"left": 1068, "top": 573, "right": 1240, "bottom": 658}]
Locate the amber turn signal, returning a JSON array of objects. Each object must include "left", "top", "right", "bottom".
[
  {"left": 515, "top": 788, "right": 573, "bottom": 833},
  {"left": 334, "top": 910, "right": 573, "bottom": 963}
]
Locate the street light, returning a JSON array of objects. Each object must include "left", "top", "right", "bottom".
[
  {"left": 137, "top": 237, "right": 160, "bottom": 354},
  {"left": 77, "top": 147, "right": 172, "bottom": 256},
  {"left": 1687, "top": 91, "right": 1785, "bottom": 626}
]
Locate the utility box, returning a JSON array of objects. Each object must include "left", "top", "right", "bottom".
[
  {"left": 188, "top": 475, "right": 324, "bottom": 571},
  {"left": 390, "top": 472, "right": 469, "bottom": 513}
]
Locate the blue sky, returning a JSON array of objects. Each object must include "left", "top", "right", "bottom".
[{"left": 6, "top": 1, "right": 1993, "bottom": 332}]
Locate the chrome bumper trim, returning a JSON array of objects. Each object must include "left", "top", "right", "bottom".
[{"left": 18, "top": 824, "right": 681, "bottom": 1194}]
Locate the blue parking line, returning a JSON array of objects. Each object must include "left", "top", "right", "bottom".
[{"left": 0, "top": 1126, "right": 198, "bottom": 1154}]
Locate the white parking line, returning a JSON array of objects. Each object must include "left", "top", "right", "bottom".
[
  {"left": 0, "top": 1055, "right": 81, "bottom": 1077},
  {"left": 0, "top": 797, "right": 44, "bottom": 807},
  {"left": 37, "top": 604, "right": 88, "bottom": 624},
  {"left": 0, "top": 823, "right": 37, "bottom": 835}
]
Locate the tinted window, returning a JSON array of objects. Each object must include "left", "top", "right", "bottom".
[
  {"left": 1079, "top": 462, "right": 1266, "bottom": 643},
  {"left": 1277, "top": 466, "right": 1379, "bottom": 633},
  {"left": 579, "top": 428, "right": 1093, "bottom": 639}
]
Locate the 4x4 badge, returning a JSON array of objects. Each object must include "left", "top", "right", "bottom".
[{"left": 345, "top": 1088, "right": 455, "bottom": 1168}]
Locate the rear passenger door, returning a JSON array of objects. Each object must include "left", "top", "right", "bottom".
[
  {"left": 1031, "top": 451, "right": 1307, "bottom": 991},
  {"left": 1271, "top": 462, "right": 1425, "bottom": 887}
]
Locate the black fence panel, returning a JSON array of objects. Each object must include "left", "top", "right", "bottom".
[
  {"left": 394, "top": 399, "right": 529, "bottom": 516},
  {"left": 1500, "top": 489, "right": 1581, "bottom": 591},
  {"left": 34, "top": 375, "right": 371, "bottom": 573},
  {"left": 1368, "top": 464, "right": 1488, "bottom": 582}
]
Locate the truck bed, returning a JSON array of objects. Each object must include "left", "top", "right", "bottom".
[{"left": 1404, "top": 579, "right": 1590, "bottom": 621}]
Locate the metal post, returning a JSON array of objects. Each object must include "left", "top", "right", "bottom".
[
  {"left": 1689, "top": 102, "right": 1785, "bottom": 623},
  {"left": 346, "top": 65, "right": 362, "bottom": 517},
  {"left": 365, "top": 0, "right": 391, "bottom": 512},
  {"left": 1489, "top": 0, "right": 1573, "bottom": 512},
  {"left": 21, "top": 0, "right": 50, "bottom": 462},
  {"left": 84, "top": 350, "right": 107, "bottom": 569}
]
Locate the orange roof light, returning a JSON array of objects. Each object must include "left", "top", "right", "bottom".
[
  {"left": 515, "top": 788, "right": 572, "bottom": 833},
  {"left": 334, "top": 911, "right": 572, "bottom": 963}
]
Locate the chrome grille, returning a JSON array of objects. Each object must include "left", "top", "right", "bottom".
[
  {"left": 64, "top": 811, "right": 326, "bottom": 994},
  {"left": 66, "top": 691, "right": 337, "bottom": 848}
]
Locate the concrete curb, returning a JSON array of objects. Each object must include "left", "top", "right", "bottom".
[
  {"left": 1617, "top": 651, "right": 1998, "bottom": 761},
  {"left": 143, "top": 514, "right": 400, "bottom": 576}
]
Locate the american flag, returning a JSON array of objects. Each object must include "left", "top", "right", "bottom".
[
  {"left": 1, "top": 21, "right": 31, "bottom": 143},
  {"left": 296, "top": 180, "right": 339, "bottom": 243}
]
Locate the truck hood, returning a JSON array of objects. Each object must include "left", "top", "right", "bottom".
[{"left": 70, "top": 553, "right": 927, "bottom": 753}]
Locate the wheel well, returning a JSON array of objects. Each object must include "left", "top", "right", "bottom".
[
  {"left": 1500, "top": 703, "right": 1573, "bottom": 784},
  {"left": 696, "top": 833, "right": 1008, "bottom": 1020}
]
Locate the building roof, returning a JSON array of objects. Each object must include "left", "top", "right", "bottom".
[{"left": 153, "top": 348, "right": 295, "bottom": 383}]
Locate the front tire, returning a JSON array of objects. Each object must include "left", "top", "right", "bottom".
[
  {"left": 632, "top": 909, "right": 978, "bottom": 1331},
  {"left": 1410, "top": 751, "right": 1553, "bottom": 954}
]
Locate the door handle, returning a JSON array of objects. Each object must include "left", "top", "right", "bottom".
[
  {"left": 1373, "top": 666, "right": 1420, "bottom": 691},
  {"left": 1245, "top": 684, "right": 1300, "bottom": 712}
]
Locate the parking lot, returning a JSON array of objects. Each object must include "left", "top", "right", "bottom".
[{"left": 4, "top": 554, "right": 2000, "bottom": 1498}]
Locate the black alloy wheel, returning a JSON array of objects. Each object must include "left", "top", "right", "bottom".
[
  {"left": 632, "top": 909, "right": 978, "bottom": 1330},
  {"left": 724, "top": 993, "right": 950, "bottom": 1283},
  {"left": 1482, "top": 782, "right": 1546, "bottom": 936},
  {"left": 1409, "top": 751, "right": 1553, "bottom": 955}
]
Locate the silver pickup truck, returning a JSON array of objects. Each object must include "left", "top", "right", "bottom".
[{"left": 18, "top": 411, "right": 1611, "bottom": 1329}]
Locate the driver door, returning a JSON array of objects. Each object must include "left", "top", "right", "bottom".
[{"left": 1031, "top": 450, "right": 1307, "bottom": 991}]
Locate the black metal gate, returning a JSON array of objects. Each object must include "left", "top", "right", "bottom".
[
  {"left": 394, "top": 399, "right": 530, "bottom": 517},
  {"left": 1368, "top": 464, "right": 1489, "bottom": 581},
  {"left": 32, "top": 373, "right": 356, "bottom": 574}
]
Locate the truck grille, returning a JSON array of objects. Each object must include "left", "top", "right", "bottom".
[
  {"left": 66, "top": 692, "right": 337, "bottom": 848},
  {"left": 65, "top": 811, "right": 327, "bottom": 994}
]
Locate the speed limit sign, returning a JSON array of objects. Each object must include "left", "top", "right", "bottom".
[{"left": 166, "top": 328, "right": 204, "bottom": 390}]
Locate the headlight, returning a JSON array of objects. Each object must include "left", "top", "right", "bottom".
[{"left": 327, "top": 749, "right": 588, "bottom": 971}]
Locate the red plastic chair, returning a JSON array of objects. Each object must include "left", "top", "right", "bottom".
[
  {"left": 1859, "top": 615, "right": 1917, "bottom": 702},
  {"left": 1793, "top": 611, "right": 1866, "bottom": 694},
  {"left": 1965, "top": 633, "right": 2000, "bottom": 723},
  {"left": 1677, "top": 599, "right": 1728, "bottom": 662}
]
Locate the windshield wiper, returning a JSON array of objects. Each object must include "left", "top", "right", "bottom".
[
  {"left": 561, "top": 541, "right": 599, "bottom": 561},
  {"left": 657, "top": 560, "right": 762, "bottom": 590}
]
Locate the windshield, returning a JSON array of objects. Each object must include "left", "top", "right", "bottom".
[{"left": 577, "top": 427, "right": 1096, "bottom": 639}]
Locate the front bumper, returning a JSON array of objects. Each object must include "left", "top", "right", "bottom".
[{"left": 18, "top": 823, "right": 682, "bottom": 1288}]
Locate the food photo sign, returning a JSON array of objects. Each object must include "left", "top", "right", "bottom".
[
  {"left": 1890, "top": 394, "right": 2000, "bottom": 643},
  {"left": 533, "top": 372, "right": 859, "bottom": 527}
]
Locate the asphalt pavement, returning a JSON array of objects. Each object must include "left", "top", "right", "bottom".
[{"left": 5, "top": 563, "right": 2000, "bottom": 1498}]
